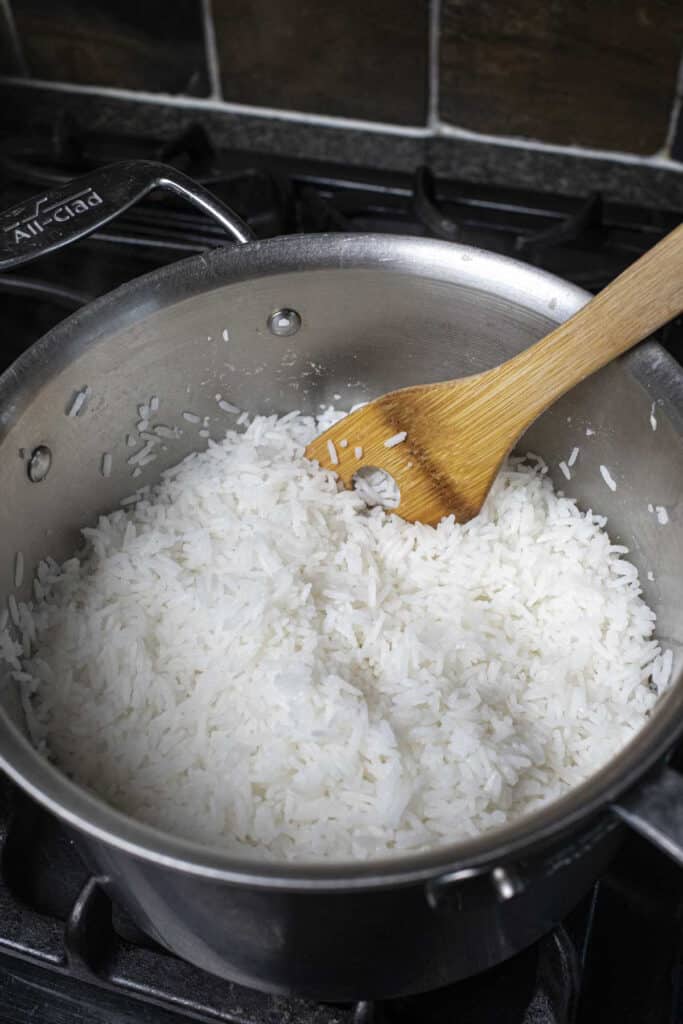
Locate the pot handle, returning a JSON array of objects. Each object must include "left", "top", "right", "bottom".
[
  {"left": 612, "top": 766, "right": 683, "bottom": 866},
  {"left": 0, "top": 159, "right": 255, "bottom": 271}
]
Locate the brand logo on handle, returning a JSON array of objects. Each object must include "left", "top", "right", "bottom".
[{"left": 4, "top": 187, "right": 103, "bottom": 244}]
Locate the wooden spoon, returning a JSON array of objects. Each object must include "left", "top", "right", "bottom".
[{"left": 306, "top": 223, "right": 683, "bottom": 526}]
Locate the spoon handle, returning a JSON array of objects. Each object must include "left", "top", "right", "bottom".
[{"left": 498, "top": 221, "right": 683, "bottom": 431}]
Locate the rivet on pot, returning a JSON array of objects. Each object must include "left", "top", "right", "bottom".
[
  {"left": 268, "top": 308, "right": 301, "bottom": 337},
  {"left": 27, "top": 445, "right": 52, "bottom": 482}
]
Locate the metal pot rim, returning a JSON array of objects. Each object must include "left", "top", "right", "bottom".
[{"left": 2, "top": 232, "right": 682, "bottom": 889}]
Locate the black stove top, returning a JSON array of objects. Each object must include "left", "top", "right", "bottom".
[{"left": 0, "top": 119, "right": 682, "bottom": 1024}]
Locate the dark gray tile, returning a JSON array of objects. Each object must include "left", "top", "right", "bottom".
[
  {"left": 0, "top": 3, "right": 27, "bottom": 76},
  {"left": 212, "top": 0, "right": 429, "bottom": 125},
  {"left": 0, "top": 2, "right": 27, "bottom": 75},
  {"left": 0, "top": 33, "right": 22, "bottom": 77},
  {"left": 12, "top": 0, "right": 210, "bottom": 95},
  {"left": 672, "top": 102, "right": 683, "bottom": 163},
  {"left": 439, "top": 0, "right": 683, "bottom": 154}
]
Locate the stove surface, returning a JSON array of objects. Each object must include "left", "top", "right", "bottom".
[{"left": 0, "top": 119, "right": 682, "bottom": 1023}]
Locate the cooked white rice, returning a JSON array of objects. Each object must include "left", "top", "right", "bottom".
[
  {"left": 14, "top": 551, "right": 24, "bottom": 589},
  {"left": 600, "top": 465, "right": 617, "bottom": 491},
  {"left": 384, "top": 431, "right": 407, "bottom": 448},
  {"left": 66, "top": 386, "right": 90, "bottom": 418},
  {"left": 218, "top": 399, "right": 240, "bottom": 414},
  {"left": 0, "top": 409, "right": 672, "bottom": 862}
]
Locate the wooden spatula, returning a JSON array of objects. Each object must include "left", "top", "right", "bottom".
[{"left": 306, "top": 223, "right": 683, "bottom": 526}]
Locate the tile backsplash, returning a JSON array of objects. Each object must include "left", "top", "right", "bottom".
[
  {"left": 11, "top": 0, "right": 210, "bottom": 96},
  {"left": 439, "top": 0, "right": 683, "bottom": 155},
  {"left": 1, "top": 0, "right": 682, "bottom": 161},
  {"left": 212, "top": 0, "right": 429, "bottom": 124}
]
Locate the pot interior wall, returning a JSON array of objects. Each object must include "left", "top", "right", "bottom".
[{"left": 0, "top": 256, "right": 681, "bottom": 782}]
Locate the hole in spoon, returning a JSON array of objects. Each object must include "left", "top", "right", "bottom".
[{"left": 352, "top": 466, "right": 400, "bottom": 509}]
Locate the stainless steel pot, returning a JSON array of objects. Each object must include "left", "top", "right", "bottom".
[{"left": 0, "top": 161, "right": 682, "bottom": 1000}]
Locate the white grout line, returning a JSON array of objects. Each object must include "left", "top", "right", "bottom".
[
  {"left": 664, "top": 49, "right": 683, "bottom": 156},
  {"left": 0, "top": 0, "right": 28, "bottom": 77},
  {"left": 426, "top": 0, "right": 441, "bottom": 130},
  {"left": 201, "top": 0, "right": 222, "bottom": 101},
  {"left": 0, "top": 76, "right": 432, "bottom": 138},
  {"left": 436, "top": 120, "right": 683, "bottom": 172},
  {"left": 1, "top": 73, "right": 682, "bottom": 173}
]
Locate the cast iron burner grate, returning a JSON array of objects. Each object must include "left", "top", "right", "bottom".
[{"left": 0, "top": 121, "right": 682, "bottom": 1023}]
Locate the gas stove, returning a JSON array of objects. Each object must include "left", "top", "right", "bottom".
[{"left": 0, "top": 120, "right": 682, "bottom": 1024}]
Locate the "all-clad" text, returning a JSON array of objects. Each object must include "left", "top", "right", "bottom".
[{"left": 5, "top": 187, "right": 104, "bottom": 244}]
